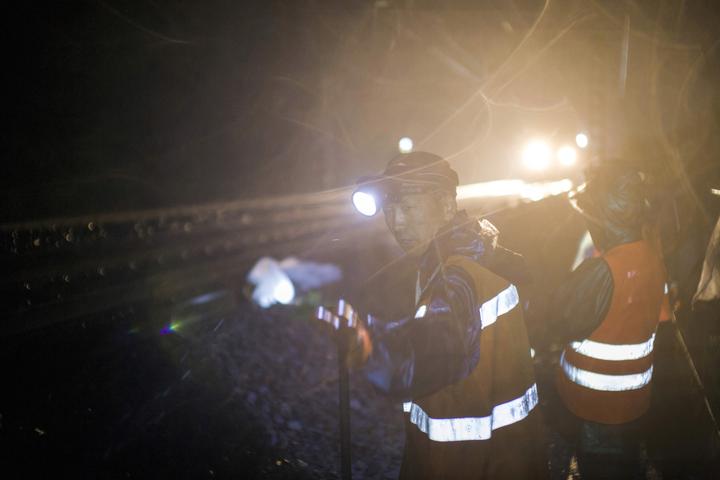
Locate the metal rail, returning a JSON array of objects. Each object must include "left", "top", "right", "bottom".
[
  {"left": 0, "top": 183, "right": 566, "bottom": 337},
  {"left": 0, "top": 190, "right": 386, "bottom": 337}
]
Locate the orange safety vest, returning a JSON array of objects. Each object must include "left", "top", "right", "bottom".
[
  {"left": 556, "top": 240, "right": 666, "bottom": 424},
  {"left": 400, "top": 255, "right": 543, "bottom": 480}
]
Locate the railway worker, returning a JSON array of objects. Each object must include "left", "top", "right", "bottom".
[
  {"left": 549, "top": 163, "right": 667, "bottom": 479},
  {"left": 340, "top": 151, "right": 546, "bottom": 479}
]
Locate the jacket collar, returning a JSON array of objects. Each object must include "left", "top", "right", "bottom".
[{"left": 417, "top": 211, "right": 498, "bottom": 289}]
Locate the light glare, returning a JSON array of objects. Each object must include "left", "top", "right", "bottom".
[
  {"left": 522, "top": 140, "right": 551, "bottom": 171},
  {"left": 247, "top": 257, "right": 297, "bottom": 308},
  {"left": 352, "top": 191, "right": 378, "bottom": 216},
  {"left": 398, "top": 137, "right": 414, "bottom": 153},
  {"left": 456, "top": 178, "right": 573, "bottom": 201},
  {"left": 557, "top": 145, "right": 577, "bottom": 166},
  {"left": 273, "top": 278, "right": 295, "bottom": 305},
  {"left": 575, "top": 133, "right": 589, "bottom": 149}
]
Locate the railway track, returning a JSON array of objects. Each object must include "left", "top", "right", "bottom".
[{"left": 0, "top": 189, "right": 389, "bottom": 336}]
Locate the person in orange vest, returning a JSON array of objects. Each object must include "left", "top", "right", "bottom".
[
  {"left": 549, "top": 163, "right": 667, "bottom": 479},
  {"left": 339, "top": 151, "right": 546, "bottom": 479}
]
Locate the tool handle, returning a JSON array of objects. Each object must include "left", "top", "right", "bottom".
[{"left": 337, "top": 324, "right": 353, "bottom": 480}]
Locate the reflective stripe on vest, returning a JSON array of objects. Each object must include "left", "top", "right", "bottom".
[
  {"left": 479, "top": 284, "right": 519, "bottom": 329},
  {"left": 402, "top": 383, "right": 538, "bottom": 442},
  {"left": 569, "top": 333, "right": 656, "bottom": 361},
  {"left": 416, "top": 283, "right": 518, "bottom": 325},
  {"left": 560, "top": 352, "right": 653, "bottom": 391}
]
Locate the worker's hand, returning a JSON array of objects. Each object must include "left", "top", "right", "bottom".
[
  {"left": 345, "top": 321, "right": 372, "bottom": 369},
  {"left": 316, "top": 299, "right": 373, "bottom": 370}
]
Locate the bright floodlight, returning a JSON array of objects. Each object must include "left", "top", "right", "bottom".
[
  {"left": 557, "top": 145, "right": 577, "bottom": 166},
  {"left": 575, "top": 133, "right": 589, "bottom": 149},
  {"left": 522, "top": 140, "right": 551, "bottom": 171},
  {"left": 398, "top": 137, "right": 414, "bottom": 154},
  {"left": 352, "top": 191, "right": 378, "bottom": 216}
]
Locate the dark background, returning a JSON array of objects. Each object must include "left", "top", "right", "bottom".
[{"left": 4, "top": 0, "right": 719, "bottom": 222}]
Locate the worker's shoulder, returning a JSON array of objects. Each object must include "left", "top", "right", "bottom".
[
  {"left": 603, "top": 240, "right": 665, "bottom": 276},
  {"left": 444, "top": 254, "right": 507, "bottom": 289}
]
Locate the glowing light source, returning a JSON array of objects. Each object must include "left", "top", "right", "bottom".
[
  {"left": 557, "top": 145, "right": 577, "bottom": 166},
  {"left": 522, "top": 140, "right": 551, "bottom": 171},
  {"left": 456, "top": 178, "right": 574, "bottom": 202},
  {"left": 247, "top": 257, "right": 296, "bottom": 308},
  {"left": 575, "top": 133, "right": 589, "bottom": 149},
  {"left": 398, "top": 137, "right": 414, "bottom": 153},
  {"left": 272, "top": 277, "right": 295, "bottom": 305},
  {"left": 352, "top": 190, "right": 378, "bottom": 216},
  {"left": 521, "top": 179, "right": 574, "bottom": 201}
]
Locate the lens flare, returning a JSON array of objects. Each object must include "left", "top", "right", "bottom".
[
  {"left": 352, "top": 191, "right": 378, "bottom": 216},
  {"left": 160, "top": 322, "right": 180, "bottom": 335}
]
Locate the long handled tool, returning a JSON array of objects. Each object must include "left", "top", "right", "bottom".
[
  {"left": 337, "top": 316, "right": 353, "bottom": 480},
  {"left": 317, "top": 300, "right": 358, "bottom": 480}
]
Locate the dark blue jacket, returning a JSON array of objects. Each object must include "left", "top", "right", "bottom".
[{"left": 364, "top": 211, "right": 529, "bottom": 400}]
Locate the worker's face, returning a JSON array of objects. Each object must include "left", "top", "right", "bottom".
[{"left": 383, "top": 191, "right": 454, "bottom": 256}]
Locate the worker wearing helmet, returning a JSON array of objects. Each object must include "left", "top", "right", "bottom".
[
  {"left": 343, "top": 151, "right": 545, "bottom": 479},
  {"left": 549, "top": 162, "right": 667, "bottom": 478}
]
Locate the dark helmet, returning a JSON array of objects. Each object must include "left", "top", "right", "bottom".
[
  {"left": 380, "top": 151, "right": 459, "bottom": 193},
  {"left": 572, "top": 161, "right": 653, "bottom": 249},
  {"left": 352, "top": 151, "right": 458, "bottom": 216}
]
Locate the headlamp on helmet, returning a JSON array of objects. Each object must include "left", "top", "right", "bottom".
[
  {"left": 351, "top": 152, "right": 459, "bottom": 217},
  {"left": 352, "top": 190, "right": 379, "bottom": 216},
  {"left": 351, "top": 176, "right": 392, "bottom": 217}
]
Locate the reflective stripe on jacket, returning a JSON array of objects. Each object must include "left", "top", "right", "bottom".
[
  {"left": 401, "top": 255, "right": 542, "bottom": 479},
  {"left": 556, "top": 240, "right": 666, "bottom": 424}
]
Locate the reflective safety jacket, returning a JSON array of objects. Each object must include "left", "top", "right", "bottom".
[
  {"left": 555, "top": 240, "right": 666, "bottom": 424},
  {"left": 364, "top": 213, "right": 545, "bottom": 479}
]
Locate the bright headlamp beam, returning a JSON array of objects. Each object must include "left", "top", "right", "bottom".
[
  {"left": 522, "top": 140, "right": 551, "bottom": 171},
  {"left": 456, "top": 178, "right": 574, "bottom": 202},
  {"left": 352, "top": 190, "right": 378, "bottom": 216},
  {"left": 557, "top": 145, "right": 577, "bottom": 166}
]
